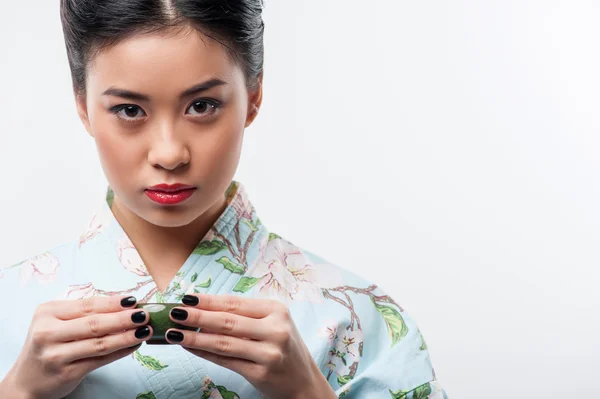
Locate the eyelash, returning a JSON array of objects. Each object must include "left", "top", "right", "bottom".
[{"left": 109, "top": 99, "right": 222, "bottom": 122}]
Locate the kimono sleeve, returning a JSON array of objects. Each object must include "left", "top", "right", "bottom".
[
  {"left": 0, "top": 249, "right": 71, "bottom": 381},
  {"left": 321, "top": 284, "right": 448, "bottom": 399}
]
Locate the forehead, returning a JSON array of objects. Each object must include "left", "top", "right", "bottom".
[{"left": 86, "top": 27, "right": 243, "bottom": 94}]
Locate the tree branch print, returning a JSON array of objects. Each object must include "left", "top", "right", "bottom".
[
  {"left": 328, "top": 284, "right": 403, "bottom": 311},
  {"left": 95, "top": 279, "right": 155, "bottom": 297}
]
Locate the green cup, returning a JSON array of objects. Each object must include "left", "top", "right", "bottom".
[{"left": 136, "top": 303, "right": 198, "bottom": 345}]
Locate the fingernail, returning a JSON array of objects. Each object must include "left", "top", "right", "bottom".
[
  {"left": 131, "top": 311, "right": 146, "bottom": 324},
  {"left": 167, "top": 330, "right": 184, "bottom": 343},
  {"left": 135, "top": 326, "right": 151, "bottom": 339},
  {"left": 171, "top": 308, "right": 188, "bottom": 321},
  {"left": 182, "top": 295, "right": 199, "bottom": 306},
  {"left": 121, "top": 296, "right": 137, "bottom": 308}
]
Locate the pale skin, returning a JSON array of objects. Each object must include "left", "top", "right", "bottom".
[
  {"left": 166, "top": 294, "right": 337, "bottom": 399},
  {"left": 0, "top": 26, "right": 336, "bottom": 398},
  {"left": 1, "top": 296, "right": 154, "bottom": 399}
]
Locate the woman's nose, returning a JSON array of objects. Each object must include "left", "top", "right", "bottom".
[{"left": 147, "top": 127, "right": 191, "bottom": 171}]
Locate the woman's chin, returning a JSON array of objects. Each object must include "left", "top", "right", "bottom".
[{"left": 141, "top": 206, "right": 204, "bottom": 228}]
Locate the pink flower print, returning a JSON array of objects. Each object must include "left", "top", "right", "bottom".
[
  {"left": 117, "top": 236, "right": 149, "bottom": 276},
  {"left": 19, "top": 253, "right": 60, "bottom": 285},
  {"left": 200, "top": 377, "right": 226, "bottom": 399},
  {"left": 319, "top": 321, "right": 339, "bottom": 346},
  {"left": 328, "top": 329, "right": 364, "bottom": 377},
  {"left": 207, "top": 388, "right": 224, "bottom": 399},
  {"left": 248, "top": 240, "right": 343, "bottom": 303},
  {"left": 78, "top": 211, "right": 109, "bottom": 247},
  {"left": 64, "top": 283, "right": 97, "bottom": 300},
  {"left": 200, "top": 376, "right": 213, "bottom": 392},
  {"left": 249, "top": 241, "right": 301, "bottom": 301},
  {"left": 180, "top": 279, "right": 197, "bottom": 295},
  {"left": 287, "top": 264, "right": 323, "bottom": 303}
]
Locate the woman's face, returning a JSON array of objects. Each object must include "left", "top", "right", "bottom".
[{"left": 76, "top": 27, "right": 261, "bottom": 228}]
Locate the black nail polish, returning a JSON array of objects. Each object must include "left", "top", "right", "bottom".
[
  {"left": 182, "top": 295, "right": 199, "bottom": 306},
  {"left": 167, "top": 330, "right": 184, "bottom": 343},
  {"left": 131, "top": 311, "right": 146, "bottom": 324},
  {"left": 121, "top": 296, "right": 137, "bottom": 308},
  {"left": 171, "top": 308, "right": 188, "bottom": 321},
  {"left": 135, "top": 326, "right": 150, "bottom": 339}
]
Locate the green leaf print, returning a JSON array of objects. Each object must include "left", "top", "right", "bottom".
[
  {"left": 419, "top": 331, "right": 428, "bottom": 351},
  {"left": 197, "top": 277, "right": 211, "bottom": 289},
  {"left": 134, "top": 351, "right": 169, "bottom": 371},
  {"left": 216, "top": 257, "right": 245, "bottom": 274},
  {"left": 106, "top": 189, "right": 115, "bottom": 207},
  {"left": 193, "top": 240, "right": 228, "bottom": 255},
  {"left": 155, "top": 291, "right": 165, "bottom": 304},
  {"left": 136, "top": 392, "right": 156, "bottom": 399},
  {"left": 225, "top": 181, "right": 238, "bottom": 202},
  {"left": 389, "top": 383, "right": 432, "bottom": 399},
  {"left": 372, "top": 299, "right": 408, "bottom": 347},
  {"left": 412, "top": 383, "right": 432, "bottom": 399},
  {"left": 337, "top": 375, "right": 353, "bottom": 387},
  {"left": 268, "top": 232, "right": 281, "bottom": 242},
  {"left": 216, "top": 386, "right": 241, "bottom": 399},
  {"left": 389, "top": 389, "right": 410, "bottom": 399},
  {"left": 233, "top": 276, "right": 262, "bottom": 293},
  {"left": 191, "top": 272, "right": 198, "bottom": 283},
  {"left": 243, "top": 219, "right": 258, "bottom": 232}
]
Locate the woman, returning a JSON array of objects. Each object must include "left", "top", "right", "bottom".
[{"left": 0, "top": 1, "right": 447, "bottom": 398}]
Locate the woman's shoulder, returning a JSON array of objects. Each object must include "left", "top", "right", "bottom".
[
  {"left": 248, "top": 234, "right": 445, "bottom": 397},
  {"left": 246, "top": 232, "right": 399, "bottom": 301},
  {"left": 0, "top": 240, "right": 78, "bottom": 295},
  {"left": 244, "top": 233, "right": 377, "bottom": 301},
  {"left": 246, "top": 233, "right": 421, "bottom": 333}
]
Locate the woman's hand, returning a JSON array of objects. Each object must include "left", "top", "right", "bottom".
[
  {"left": 165, "top": 294, "right": 337, "bottom": 399},
  {"left": 1, "top": 296, "right": 153, "bottom": 399}
]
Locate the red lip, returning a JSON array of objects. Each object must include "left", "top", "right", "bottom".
[{"left": 145, "top": 184, "right": 197, "bottom": 205}]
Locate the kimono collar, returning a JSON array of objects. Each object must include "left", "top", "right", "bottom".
[{"left": 77, "top": 181, "right": 267, "bottom": 302}]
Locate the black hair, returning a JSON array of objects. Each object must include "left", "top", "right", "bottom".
[{"left": 60, "top": 0, "right": 265, "bottom": 94}]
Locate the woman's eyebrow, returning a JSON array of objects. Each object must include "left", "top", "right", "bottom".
[
  {"left": 102, "top": 78, "right": 228, "bottom": 101},
  {"left": 180, "top": 78, "right": 227, "bottom": 98}
]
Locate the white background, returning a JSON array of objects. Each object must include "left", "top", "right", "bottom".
[{"left": 1, "top": 1, "right": 599, "bottom": 397}]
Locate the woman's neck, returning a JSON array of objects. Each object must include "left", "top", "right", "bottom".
[{"left": 111, "top": 196, "right": 227, "bottom": 292}]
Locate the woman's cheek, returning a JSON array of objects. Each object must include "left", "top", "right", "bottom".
[
  {"left": 94, "top": 127, "right": 140, "bottom": 189},
  {"left": 205, "top": 129, "right": 243, "bottom": 182}
]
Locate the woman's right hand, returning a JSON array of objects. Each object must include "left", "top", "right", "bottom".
[{"left": 1, "top": 295, "right": 153, "bottom": 399}]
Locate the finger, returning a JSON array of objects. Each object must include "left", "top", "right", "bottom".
[
  {"left": 59, "top": 325, "right": 153, "bottom": 363},
  {"left": 74, "top": 342, "right": 143, "bottom": 377},
  {"left": 48, "top": 295, "right": 138, "bottom": 320},
  {"left": 182, "top": 294, "right": 283, "bottom": 319},
  {"left": 165, "top": 329, "right": 266, "bottom": 363},
  {"left": 183, "top": 347, "right": 255, "bottom": 377},
  {"left": 54, "top": 308, "right": 150, "bottom": 341},
  {"left": 169, "top": 307, "right": 271, "bottom": 340}
]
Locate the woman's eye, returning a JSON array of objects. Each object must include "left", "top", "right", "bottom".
[
  {"left": 112, "top": 105, "right": 146, "bottom": 120},
  {"left": 186, "top": 100, "right": 219, "bottom": 116}
]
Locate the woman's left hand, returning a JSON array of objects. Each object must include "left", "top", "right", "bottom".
[{"left": 164, "top": 294, "right": 337, "bottom": 399}]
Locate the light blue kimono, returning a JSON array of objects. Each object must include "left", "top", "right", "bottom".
[{"left": 0, "top": 182, "right": 447, "bottom": 399}]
